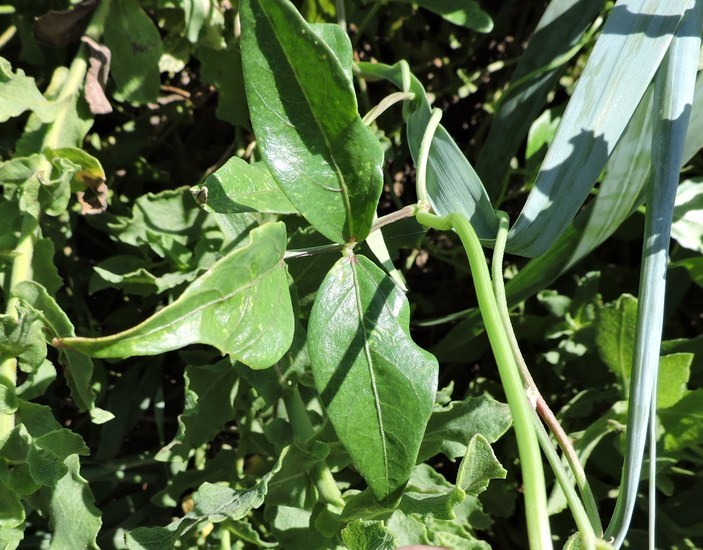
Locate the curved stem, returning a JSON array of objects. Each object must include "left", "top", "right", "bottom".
[
  {"left": 417, "top": 210, "right": 552, "bottom": 550},
  {"left": 416, "top": 109, "right": 443, "bottom": 206},
  {"left": 362, "top": 91, "right": 415, "bottom": 126},
  {"left": 492, "top": 212, "right": 602, "bottom": 535}
]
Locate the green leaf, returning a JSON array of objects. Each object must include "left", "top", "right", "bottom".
[
  {"left": 190, "top": 457, "right": 281, "bottom": 521},
  {"left": 199, "top": 43, "right": 249, "bottom": 127},
  {"left": 0, "top": 306, "right": 46, "bottom": 371},
  {"left": 240, "top": 0, "right": 383, "bottom": 244},
  {"left": 671, "top": 178, "right": 703, "bottom": 253},
  {"left": 0, "top": 57, "right": 59, "bottom": 123},
  {"left": 13, "top": 281, "right": 109, "bottom": 423},
  {"left": 456, "top": 434, "right": 507, "bottom": 496},
  {"left": 56, "top": 222, "right": 294, "bottom": 369},
  {"left": 388, "top": 0, "right": 493, "bottom": 32},
  {"left": 192, "top": 156, "right": 298, "bottom": 214},
  {"left": 595, "top": 294, "right": 637, "bottom": 395},
  {"left": 156, "top": 359, "right": 239, "bottom": 461},
  {"left": 16, "top": 401, "right": 90, "bottom": 488},
  {"left": 103, "top": 0, "right": 163, "bottom": 103},
  {"left": 105, "top": 187, "right": 209, "bottom": 258},
  {"left": 657, "top": 353, "right": 692, "bottom": 409},
  {"left": 418, "top": 395, "right": 512, "bottom": 462},
  {"left": 47, "top": 147, "right": 106, "bottom": 190},
  {"left": 16, "top": 359, "right": 56, "bottom": 400},
  {"left": 660, "top": 389, "right": 703, "bottom": 451},
  {"left": 124, "top": 527, "right": 176, "bottom": 550},
  {"left": 341, "top": 519, "right": 397, "bottom": 550},
  {"left": 0, "top": 480, "right": 24, "bottom": 529},
  {"left": 0, "top": 154, "right": 42, "bottom": 218},
  {"left": 308, "top": 253, "right": 438, "bottom": 503},
  {"left": 89, "top": 256, "right": 196, "bottom": 296},
  {"left": 32, "top": 238, "right": 62, "bottom": 296},
  {"left": 44, "top": 455, "right": 102, "bottom": 549},
  {"left": 310, "top": 23, "right": 353, "bottom": 82}
]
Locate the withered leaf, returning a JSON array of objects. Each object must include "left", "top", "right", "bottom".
[{"left": 81, "top": 36, "right": 113, "bottom": 115}]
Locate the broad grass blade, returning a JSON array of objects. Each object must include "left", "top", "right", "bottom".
[
  {"left": 477, "top": 0, "right": 602, "bottom": 198},
  {"left": 506, "top": 0, "right": 690, "bottom": 257},
  {"left": 604, "top": 3, "right": 703, "bottom": 546}
]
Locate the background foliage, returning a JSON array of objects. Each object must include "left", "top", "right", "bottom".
[{"left": 1, "top": 0, "right": 702, "bottom": 548}]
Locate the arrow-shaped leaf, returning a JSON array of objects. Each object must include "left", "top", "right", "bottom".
[
  {"left": 240, "top": 0, "right": 383, "bottom": 244},
  {"left": 308, "top": 254, "right": 438, "bottom": 504},
  {"left": 56, "top": 222, "right": 294, "bottom": 370}
]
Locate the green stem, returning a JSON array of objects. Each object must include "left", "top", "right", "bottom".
[
  {"left": 417, "top": 210, "right": 552, "bottom": 550},
  {"left": 282, "top": 387, "right": 345, "bottom": 508},
  {"left": 335, "top": 0, "right": 347, "bottom": 32},
  {"left": 533, "top": 415, "right": 598, "bottom": 550},
  {"left": 492, "top": 211, "right": 602, "bottom": 536}
]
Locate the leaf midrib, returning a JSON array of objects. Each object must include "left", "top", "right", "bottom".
[{"left": 349, "top": 257, "right": 389, "bottom": 489}]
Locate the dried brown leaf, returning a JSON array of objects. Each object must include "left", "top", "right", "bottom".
[{"left": 81, "top": 36, "right": 112, "bottom": 115}]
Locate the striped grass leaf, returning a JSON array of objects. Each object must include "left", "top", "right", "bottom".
[
  {"left": 476, "top": 0, "right": 603, "bottom": 198},
  {"left": 433, "top": 50, "right": 703, "bottom": 364},
  {"left": 506, "top": 0, "right": 692, "bottom": 257},
  {"left": 604, "top": 3, "right": 703, "bottom": 546}
]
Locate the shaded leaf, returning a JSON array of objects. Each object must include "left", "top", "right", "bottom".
[
  {"left": 310, "top": 23, "right": 353, "bottom": 82},
  {"left": 124, "top": 527, "right": 176, "bottom": 550},
  {"left": 240, "top": 0, "right": 383, "bottom": 244},
  {"left": 56, "top": 222, "right": 294, "bottom": 370},
  {"left": 156, "top": 359, "right": 239, "bottom": 461},
  {"left": 308, "top": 253, "right": 438, "bottom": 503},
  {"left": 199, "top": 43, "right": 248, "bottom": 127},
  {"left": 33, "top": 0, "right": 98, "bottom": 47},
  {"left": 595, "top": 294, "right": 637, "bottom": 395},
  {"left": 103, "top": 0, "right": 163, "bottom": 103},
  {"left": 388, "top": 0, "right": 492, "bottom": 32}
]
